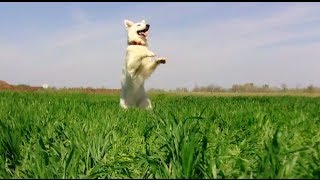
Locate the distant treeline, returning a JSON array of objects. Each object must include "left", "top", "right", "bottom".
[
  {"left": 1, "top": 80, "right": 319, "bottom": 94},
  {"left": 149, "top": 83, "right": 320, "bottom": 93}
]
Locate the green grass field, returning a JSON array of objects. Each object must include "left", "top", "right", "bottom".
[{"left": 0, "top": 91, "right": 319, "bottom": 178}]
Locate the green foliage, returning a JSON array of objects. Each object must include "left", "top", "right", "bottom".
[{"left": 0, "top": 91, "right": 319, "bottom": 178}]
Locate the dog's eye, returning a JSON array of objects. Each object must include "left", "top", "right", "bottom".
[{"left": 137, "top": 24, "right": 141, "bottom": 26}]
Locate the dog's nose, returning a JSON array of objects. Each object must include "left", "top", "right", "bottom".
[{"left": 146, "top": 24, "right": 150, "bottom": 28}]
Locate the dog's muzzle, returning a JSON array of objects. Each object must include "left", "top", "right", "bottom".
[{"left": 137, "top": 24, "right": 150, "bottom": 37}]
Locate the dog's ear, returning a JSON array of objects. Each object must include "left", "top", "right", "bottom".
[
  {"left": 141, "top": 20, "right": 146, "bottom": 24},
  {"left": 124, "top": 20, "right": 134, "bottom": 28}
]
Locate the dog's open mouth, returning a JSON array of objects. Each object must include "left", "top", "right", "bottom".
[{"left": 137, "top": 25, "right": 149, "bottom": 37}]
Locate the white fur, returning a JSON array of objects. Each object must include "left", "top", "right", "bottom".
[{"left": 120, "top": 19, "right": 166, "bottom": 109}]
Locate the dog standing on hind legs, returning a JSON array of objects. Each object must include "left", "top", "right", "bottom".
[{"left": 120, "top": 19, "right": 166, "bottom": 110}]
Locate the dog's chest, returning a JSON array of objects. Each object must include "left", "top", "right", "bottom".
[{"left": 126, "top": 45, "right": 150, "bottom": 57}]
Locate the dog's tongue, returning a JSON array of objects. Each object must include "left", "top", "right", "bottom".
[{"left": 142, "top": 31, "right": 148, "bottom": 37}]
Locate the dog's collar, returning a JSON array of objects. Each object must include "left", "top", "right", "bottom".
[{"left": 129, "top": 41, "right": 145, "bottom": 46}]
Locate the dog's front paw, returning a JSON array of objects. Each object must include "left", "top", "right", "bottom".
[{"left": 156, "top": 57, "right": 166, "bottom": 64}]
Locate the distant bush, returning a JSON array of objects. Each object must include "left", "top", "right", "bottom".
[{"left": 193, "top": 84, "right": 225, "bottom": 92}]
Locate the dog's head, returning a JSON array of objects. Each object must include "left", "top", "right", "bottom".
[{"left": 124, "top": 19, "right": 150, "bottom": 46}]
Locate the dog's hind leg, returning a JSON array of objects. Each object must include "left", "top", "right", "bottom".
[
  {"left": 138, "top": 97, "right": 152, "bottom": 110},
  {"left": 120, "top": 98, "right": 129, "bottom": 109}
]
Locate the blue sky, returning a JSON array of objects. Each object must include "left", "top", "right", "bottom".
[{"left": 1, "top": 2, "right": 320, "bottom": 90}]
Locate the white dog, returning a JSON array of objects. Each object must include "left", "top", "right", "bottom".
[{"left": 120, "top": 19, "right": 166, "bottom": 109}]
